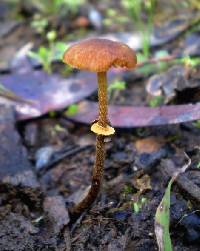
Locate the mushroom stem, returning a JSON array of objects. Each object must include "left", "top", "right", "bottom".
[
  {"left": 70, "top": 72, "right": 109, "bottom": 218},
  {"left": 97, "top": 72, "right": 108, "bottom": 127},
  {"left": 70, "top": 135, "right": 105, "bottom": 216}
]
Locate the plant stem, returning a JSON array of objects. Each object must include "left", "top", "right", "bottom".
[
  {"left": 70, "top": 135, "right": 105, "bottom": 216},
  {"left": 97, "top": 72, "right": 108, "bottom": 127}
]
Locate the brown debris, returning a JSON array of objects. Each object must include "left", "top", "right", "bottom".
[
  {"left": 72, "top": 16, "right": 90, "bottom": 28},
  {"left": 133, "top": 174, "right": 152, "bottom": 193},
  {"left": 135, "top": 137, "right": 165, "bottom": 154}
]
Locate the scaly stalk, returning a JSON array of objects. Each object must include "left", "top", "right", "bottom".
[
  {"left": 71, "top": 135, "right": 105, "bottom": 216},
  {"left": 70, "top": 72, "right": 108, "bottom": 217},
  {"left": 97, "top": 72, "right": 108, "bottom": 127}
]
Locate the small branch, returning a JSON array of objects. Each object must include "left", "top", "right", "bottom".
[{"left": 137, "top": 54, "right": 177, "bottom": 68}]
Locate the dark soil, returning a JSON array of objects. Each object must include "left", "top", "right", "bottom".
[{"left": 1, "top": 105, "right": 200, "bottom": 250}]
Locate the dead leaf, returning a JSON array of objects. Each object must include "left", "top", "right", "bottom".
[
  {"left": 146, "top": 65, "right": 200, "bottom": 104},
  {"left": 0, "top": 69, "right": 123, "bottom": 120},
  {"left": 66, "top": 100, "right": 200, "bottom": 128}
]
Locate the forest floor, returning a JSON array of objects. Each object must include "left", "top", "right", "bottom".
[{"left": 0, "top": 1, "right": 200, "bottom": 250}]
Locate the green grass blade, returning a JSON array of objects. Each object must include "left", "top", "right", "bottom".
[{"left": 155, "top": 178, "right": 173, "bottom": 251}]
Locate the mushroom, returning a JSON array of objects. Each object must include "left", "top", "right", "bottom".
[{"left": 63, "top": 38, "right": 137, "bottom": 216}]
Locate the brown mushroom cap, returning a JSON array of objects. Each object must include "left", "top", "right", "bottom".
[{"left": 63, "top": 38, "right": 137, "bottom": 72}]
